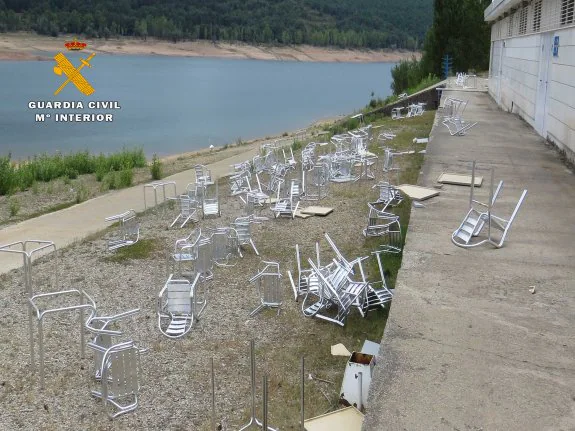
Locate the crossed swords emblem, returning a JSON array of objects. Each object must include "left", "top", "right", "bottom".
[{"left": 53, "top": 52, "right": 96, "bottom": 96}]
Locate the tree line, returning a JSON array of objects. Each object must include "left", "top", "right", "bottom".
[
  {"left": 390, "top": 0, "right": 491, "bottom": 95},
  {"left": 0, "top": 0, "right": 432, "bottom": 50}
]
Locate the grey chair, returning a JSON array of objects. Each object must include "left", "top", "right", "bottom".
[
  {"left": 249, "top": 260, "right": 282, "bottom": 317},
  {"left": 89, "top": 340, "right": 143, "bottom": 418},
  {"left": 157, "top": 273, "right": 204, "bottom": 338}
]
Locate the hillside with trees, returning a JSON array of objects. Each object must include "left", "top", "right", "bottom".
[
  {"left": 389, "top": 0, "right": 491, "bottom": 95},
  {"left": 0, "top": 0, "right": 432, "bottom": 49}
]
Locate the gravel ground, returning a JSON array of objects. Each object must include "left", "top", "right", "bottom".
[{"left": 0, "top": 163, "right": 391, "bottom": 430}]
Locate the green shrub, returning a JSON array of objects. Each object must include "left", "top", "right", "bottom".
[
  {"left": 8, "top": 196, "right": 20, "bottom": 217},
  {"left": 291, "top": 141, "right": 303, "bottom": 151},
  {"left": 150, "top": 154, "right": 163, "bottom": 180},
  {"left": 0, "top": 155, "right": 15, "bottom": 195},
  {"left": 75, "top": 181, "right": 89, "bottom": 203},
  {"left": 118, "top": 167, "right": 133, "bottom": 188}
]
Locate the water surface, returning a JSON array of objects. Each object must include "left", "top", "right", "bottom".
[{"left": 0, "top": 54, "right": 394, "bottom": 159}]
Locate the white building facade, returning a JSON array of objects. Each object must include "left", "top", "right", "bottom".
[{"left": 485, "top": 0, "right": 575, "bottom": 162}]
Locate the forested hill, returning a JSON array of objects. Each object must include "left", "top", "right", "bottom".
[{"left": 0, "top": 0, "right": 432, "bottom": 49}]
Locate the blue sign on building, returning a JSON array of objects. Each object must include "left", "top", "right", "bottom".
[{"left": 553, "top": 36, "right": 559, "bottom": 57}]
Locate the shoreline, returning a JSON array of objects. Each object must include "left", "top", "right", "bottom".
[{"left": 0, "top": 32, "right": 421, "bottom": 63}]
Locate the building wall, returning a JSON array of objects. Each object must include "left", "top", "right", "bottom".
[{"left": 488, "top": 0, "right": 575, "bottom": 161}]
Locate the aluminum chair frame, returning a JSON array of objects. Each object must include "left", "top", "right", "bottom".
[
  {"left": 29, "top": 289, "right": 96, "bottom": 389},
  {"left": 143, "top": 181, "right": 177, "bottom": 209},
  {"left": 302, "top": 162, "right": 329, "bottom": 201},
  {"left": 249, "top": 260, "right": 283, "bottom": 317},
  {"left": 170, "top": 228, "right": 202, "bottom": 277},
  {"left": 170, "top": 195, "right": 199, "bottom": 228},
  {"left": 157, "top": 273, "right": 204, "bottom": 338},
  {"left": 89, "top": 340, "right": 142, "bottom": 418},
  {"left": 372, "top": 181, "right": 403, "bottom": 207},
  {"left": 270, "top": 182, "right": 300, "bottom": 219},
  {"left": 452, "top": 167, "right": 527, "bottom": 249},
  {"left": 194, "top": 164, "right": 214, "bottom": 186},
  {"left": 363, "top": 203, "right": 403, "bottom": 254},
  {"left": 85, "top": 307, "right": 140, "bottom": 380},
  {"left": 202, "top": 182, "right": 221, "bottom": 219},
  {"left": 231, "top": 215, "right": 260, "bottom": 256},
  {"left": 105, "top": 210, "right": 140, "bottom": 250},
  {"left": 287, "top": 243, "right": 321, "bottom": 301},
  {"left": 207, "top": 227, "right": 241, "bottom": 267},
  {"left": 305, "top": 259, "right": 366, "bottom": 327}
]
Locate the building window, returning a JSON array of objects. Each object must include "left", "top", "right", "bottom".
[
  {"left": 561, "top": 0, "right": 574, "bottom": 25},
  {"left": 519, "top": 7, "right": 528, "bottom": 34},
  {"left": 533, "top": 0, "right": 542, "bottom": 32},
  {"left": 508, "top": 14, "right": 514, "bottom": 36}
]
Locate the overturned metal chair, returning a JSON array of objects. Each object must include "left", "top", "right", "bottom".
[
  {"left": 202, "top": 182, "right": 221, "bottom": 219},
  {"left": 442, "top": 98, "right": 477, "bottom": 136},
  {"left": 89, "top": 340, "right": 143, "bottom": 418},
  {"left": 195, "top": 164, "right": 214, "bottom": 185},
  {"left": 302, "top": 162, "right": 330, "bottom": 200},
  {"left": 358, "top": 251, "right": 393, "bottom": 314},
  {"left": 249, "top": 260, "right": 283, "bottom": 317},
  {"left": 105, "top": 210, "right": 140, "bottom": 251},
  {"left": 244, "top": 191, "right": 269, "bottom": 222},
  {"left": 287, "top": 243, "right": 321, "bottom": 301},
  {"left": 85, "top": 307, "right": 140, "bottom": 380},
  {"left": 372, "top": 181, "right": 403, "bottom": 207},
  {"left": 270, "top": 180, "right": 300, "bottom": 219},
  {"left": 363, "top": 203, "right": 403, "bottom": 254},
  {"left": 231, "top": 215, "right": 259, "bottom": 256},
  {"left": 157, "top": 273, "right": 204, "bottom": 338},
  {"left": 195, "top": 234, "right": 214, "bottom": 280},
  {"left": 208, "top": 227, "right": 241, "bottom": 267},
  {"left": 170, "top": 194, "right": 200, "bottom": 228},
  {"left": 304, "top": 258, "right": 366, "bottom": 327},
  {"left": 452, "top": 166, "right": 527, "bottom": 248}
]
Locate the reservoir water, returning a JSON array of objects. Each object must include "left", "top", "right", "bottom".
[{"left": 0, "top": 53, "right": 394, "bottom": 159}]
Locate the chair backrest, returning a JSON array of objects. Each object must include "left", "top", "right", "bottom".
[
  {"left": 195, "top": 236, "right": 213, "bottom": 274},
  {"left": 232, "top": 216, "right": 252, "bottom": 244},
  {"left": 250, "top": 261, "right": 282, "bottom": 306},
  {"left": 102, "top": 341, "right": 140, "bottom": 398},
  {"left": 166, "top": 278, "right": 192, "bottom": 314}
]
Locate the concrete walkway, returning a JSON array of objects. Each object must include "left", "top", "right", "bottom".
[
  {"left": 363, "top": 90, "right": 575, "bottom": 430},
  {"left": 0, "top": 145, "right": 261, "bottom": 274}
]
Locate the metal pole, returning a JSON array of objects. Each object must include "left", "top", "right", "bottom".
[
  {"left": 211, "top": 357, "right": 216, "bottom": 431},
  {"left": 357, "top": 372, "right": 363, "bottom": 411},
  {"left": 262, "top": 375, "right": 268, "bottom": 431},
  {"left": 488, "top": 168, "right": 494, "bottom": 240},
  {"left": 38, "top": 319, "right": 44, "bottom": 390},
  {"left": 470, "top": 161, "right": 476, "bottom": 209},
  {"left": 250, "top": 340, "right": 256, "bottom": 418},
  {"left": 301, "top": 357, "right": 305, "bottom": 431}
]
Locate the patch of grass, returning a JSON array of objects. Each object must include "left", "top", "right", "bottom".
[{"left": 102, "top": 239, "right": 159, "bottom": 263}]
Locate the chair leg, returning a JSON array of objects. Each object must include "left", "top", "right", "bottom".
[{"left": 250, "top": 239, "right": 259, "bottom": 256}]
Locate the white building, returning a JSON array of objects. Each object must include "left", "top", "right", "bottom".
[{"left": 485, "top": 0, "right": 575, "bottom": 162}]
